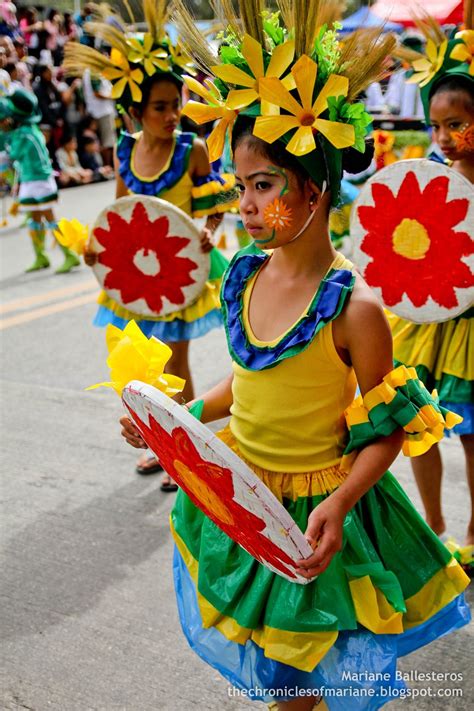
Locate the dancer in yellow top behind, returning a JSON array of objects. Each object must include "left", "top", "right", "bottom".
[
  {"left": 387, "top": 20, "right": 474, "bottom": 561},
  {"left": 120, "top": 3, "right": 471, "bottom": 708},
  {"left": 64, "top": 1, "right": 237, "bottom": 484}
]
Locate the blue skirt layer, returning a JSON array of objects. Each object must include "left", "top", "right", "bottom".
[
  {"left": 441, "top": 401, "right": 474, "bottom": 436},
  {"left": 93, "top": 305, "right": 223, "bottom": 342},
  {"left": 173, "top": 548, "right": 470, "bottom": 709}
]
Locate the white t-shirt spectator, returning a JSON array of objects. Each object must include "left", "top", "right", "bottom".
[{"left": 82, "top": 69, "right": 115, "bottom": 120}]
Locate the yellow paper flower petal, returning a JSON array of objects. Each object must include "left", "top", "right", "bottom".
[
  {"left": 110, "top": 76, "right": 128, "bottom": 99},
  {"left": 253, "top": 115, "right": 301, "bottom": 143},
  {"left": 292, "top": 55, "right": 317, "bottom": 111},
  {"left": 226, "top": 88, "right": 259, "bottom": 110},
  {"left": 258, "top": 77, "right": 303, "bottom": 117},
  {"left": 181, "top": 101, "right": 225, "bottom": 124},
  {"left": 241, "top": 34, "right": 264, "bottom": 80},
  {"left": 266, "top": 40, "right": 295, "bottom": 78},
  {"left": 212, "top": 63, "right": 256, "bottom": 89},
  {"left": 207, "top": 118, "right": 232, "bottom": 163},
  {"left": 87, "top": 321, "right": 185, "bottom": 397},
  {"left": 312, "top": 74, "right": 349, "bottom": 119},
  {"left": 451, "top": 44, "right": 471, "bottom": 63},
  {"left": 286, "top": 125, "right": 316, "bottom": 155},
  {"left": 313, "top": 118, "right": 355, "bottom": 148},
  {"left": 183, "top": 75, "right": 214, "bottom": 102}
]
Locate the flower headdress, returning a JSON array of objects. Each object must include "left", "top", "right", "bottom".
[
  {"left": 399, "top": 7, "right": 474, "bottom": 122},
  {"left": 63, "top": 0, "right": 195, "bottom": 111},
  {"left": 173, "top": 0, "right": 395, "bottom": 204}
]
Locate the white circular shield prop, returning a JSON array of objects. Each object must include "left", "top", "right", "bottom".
[
  {"left": 91, "top": 196, "right": 210, "bottom": 317},
  {"left": 351, "top": 160, "right": 474, "bottom": 323},
  {"left": 122, "top": 381, "right": 314, "bottom": 584}
]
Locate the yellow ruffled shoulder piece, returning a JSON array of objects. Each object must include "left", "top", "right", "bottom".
[
  {"left": 87, "top": 320, "right": 185, "bottom": 397},
  {"left": 342, "top": 365, "right": 463, "bottom": 470}
]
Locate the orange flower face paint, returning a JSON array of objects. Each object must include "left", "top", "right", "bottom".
[
  {"left": 451, "top": 124, "right": 474, "bottom": 153},
  {"left": 263, "top": 197, "right": 293, "bottom": 231}
]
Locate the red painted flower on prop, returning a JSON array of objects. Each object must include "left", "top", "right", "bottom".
[
  {"left": 94, "top": 202, "right": 197, "bottom": 313},
  {"left": 127, "top": 405, "right": 298, "bottom": 579},
  {"left": 358, "top": 171, "right": 474, "bottom": 308}
]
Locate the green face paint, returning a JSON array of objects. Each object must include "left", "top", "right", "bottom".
[{"left": 254, "top": 166, "right": 291, "bottom": 245}]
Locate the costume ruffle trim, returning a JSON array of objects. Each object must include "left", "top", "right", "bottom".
[
  {"left": 93, "top": 305, "right": 223, "bottom": 342},
  {"left": 342, "top": 365, "right": 463, "bottom": 470},
  {"left": 117, "top": 131, "right": 194, "bottom": 197},
  {"left": 191, "top": 172, "right": 239, "bottom": 217},
  {"left": 221, "top": 247, "right": 355, "bottom": 371}
]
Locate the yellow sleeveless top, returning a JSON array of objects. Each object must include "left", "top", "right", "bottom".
[
  {"left": 129, "top": 133, "right": 193, "bottom": 214},
  {"left": 230, "top": 253, "right": 357, "bottom": 472}
]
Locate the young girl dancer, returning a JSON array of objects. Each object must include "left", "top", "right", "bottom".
[
  {"left": 388, "top": 25, "right": 474, "bottom": 563},
  {"left": 0, "top": 86, "right": 80, "bottom": 273},
  {"left": 120, "top": 3, "right": 471, "bottom": 707},
  {"left": 64, "top": 1, "right": 236, "bottom": 484}
]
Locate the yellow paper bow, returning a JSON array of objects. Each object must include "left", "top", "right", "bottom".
[
  {"left": 181, "top": 76, "right": 238, "bottom": 162},
  {"left": 406, "top": 39, "right": 448, "bottom": 87},
  {"left": 102, "top": 48, "right": 144, "bottom": 103},
  {"left": 87, "top": 321, "right": 185, "bottom": 397},
  {"left": 451, "top": 30, "right": 474, "bottom": 76},
  {"left": 127, "top": 33, "right": 169, "bottom": 76},
  {"left": 253, "top": 54, "right": 355, "bottom": 157},
  {"left": 53, "top": 218, "right": 89, "bottom": 255},
  {"left": 212, "top": 34, "right": 295, "bottom": 114}
]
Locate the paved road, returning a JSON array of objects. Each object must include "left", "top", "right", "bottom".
[{"left": 0, "top": 182, "right": 472, "bottom": 710}]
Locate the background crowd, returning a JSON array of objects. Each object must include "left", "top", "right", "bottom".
[{"left": 0, "top": 1, "right": 118, "bottom": 187}]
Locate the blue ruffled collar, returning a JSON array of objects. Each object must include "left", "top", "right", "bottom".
[
  {"left": 117, "top": 131, "right": 195, "bottom": 197},
  {"left": 221, "top": 246, "right": 355, "bottom": 371}
]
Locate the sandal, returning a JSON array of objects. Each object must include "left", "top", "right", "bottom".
[
  {"left": 160, "top": 475, "right": 179, "bottom": 493},
  {"left": 135, "top": 453, "right": 163, "bottom": 475}
]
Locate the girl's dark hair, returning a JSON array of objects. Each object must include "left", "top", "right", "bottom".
[
  {"left": 131, "top": 72, "right": 182, "bottom": 116},
  {"left": 430, "top": 75, "right": 474, "bottom": 110},
  {"left": 342, "top": 139, "right": 374, "bottom": 174}
]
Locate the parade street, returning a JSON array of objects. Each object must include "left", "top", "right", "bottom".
[{"left": 0, "top": 180, "right": 472, "bottom": 711}]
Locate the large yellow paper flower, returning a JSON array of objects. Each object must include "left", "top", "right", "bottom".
[
  {"left": 212, "top": 34, "right": 295, "bottom": 114},
  {"left": 406, "top": 39, "right": 448, "bottom": 87},
  {"left": 53, "top": 218, "right": 89, "bottom": 255},
  {"left": 451, "top": 31, "right": 474, "bottom": 76},
  {"left": 102, "top": 48, "right": 144, "bottom": 102},
  {"left": 253, "top": 54, "right": 355, "bottom": 157},
  {"left": 87, "top": 321, "right": 185, "bottom": 397},
  {"left": 181, "top": 76, "right": 238, "bottom": 162},
  {"left": 127, "top": 33, "right": 169, "bottom": 76}
]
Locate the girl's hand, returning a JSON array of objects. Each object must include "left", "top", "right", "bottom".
[
  {"left": 120, "top": 416, "right": 147, "bottom": 449},
  {"left": 296, "top": 497, "right": 345, "bottom": 578},
  {"left": 199, "top": 227, "right": 214, "bottom": 254},
  {"left": 83, "top": 245, "right": 98, "bottom": 266}
]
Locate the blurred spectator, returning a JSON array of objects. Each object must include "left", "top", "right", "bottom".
[
  {"left": 0, "top": 34, "right": 15, "bottom": 60},
  {"left": 79, "top": 135, "right": 114, "bottom": 180},
  {"left": 12, "top": 39, "right": 32, "bottom": 90},
  {"left": 4, "top": 62, "right": 22, "bottom": 90},
  {"left": 56, "top": 74, "right": 84, "bottom": 136},
  {"left": 18, "top": 7, "right": 42, "bottom": 59},
  {"left": 44, "top": 8, "right": 62, "bottom": 65},
  {"left": 82, "top": 69, "right": 116, "bottom": 166},
  {"left": 61, "top": 12, "right": 78, "bottom": 44},
  {"left": 77, "top": 114, "right": 100, "bottom": 150},
  {"left": 56, "top": 134, "right": 93, "bottom": 186},
  {"left": 33, "top": 64, "right": 66, "bottom": 151},
  {"left": 0, "top": 0, "right": 18, "bottom": 38},
  {"left": 0, "top": 47, "right": 11, "bottom": 95},
  {"left": 74, "top": 4, "right": 94, "bottom": 47}
]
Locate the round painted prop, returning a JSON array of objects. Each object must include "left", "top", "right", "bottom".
[
  {"left": 351, "top": 160, "right": 474, "bottom": 323},
  {"left": 122, "top": 381, "right": 314, "bottom": 584},
  {"left": 91, "top": 196, "right": 210, "bottom": 318}
]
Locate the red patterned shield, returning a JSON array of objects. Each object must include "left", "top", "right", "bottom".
[
  {"left": 122, "top": 381, "right": 314, "bottom": 584},
  {"left": 351, "top": 160, "right": 474, "bottom": 323},
  {"left": 90, "top": 196, "right": 210, "bottom": 317}
]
